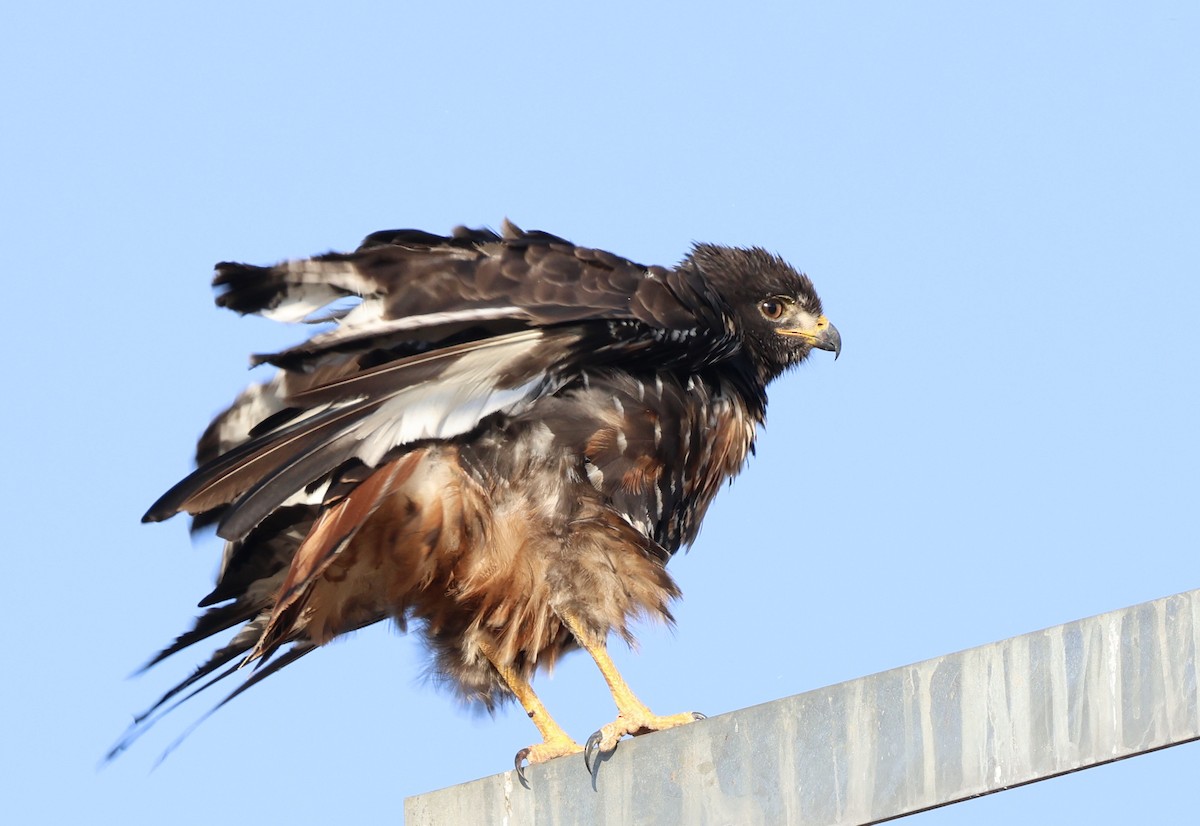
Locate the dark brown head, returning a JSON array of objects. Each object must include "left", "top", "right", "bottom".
[{"left": 685, "top": 243, "right": 840, "bottom": 383}]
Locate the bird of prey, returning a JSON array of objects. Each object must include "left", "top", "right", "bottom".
[{"left": 116, "top": 221, "right": 840, "bottom": 774}]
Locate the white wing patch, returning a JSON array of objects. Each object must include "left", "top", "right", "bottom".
[
  {"left": 298, "top": 304, "right": 529, "bottom": 354},
  {"left": 259, "top": 283, "right": 346, "bottom": 323},
  {"left": 349, "top": 330, "right": 547, "bottom": 467},
  {"left": 257, "top": 260, "right": 378, "bottom": 323},
  {"left": 347, "top": 305, "right": 526, "bottom": 334}
]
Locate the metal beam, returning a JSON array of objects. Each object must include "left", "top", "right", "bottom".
[{"left": 405, "top": 589, "right": 1200, "bottom": 825}]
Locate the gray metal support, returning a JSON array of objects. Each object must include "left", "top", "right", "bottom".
[{"left": 405, "top": 589, "right": 1200, "bottom": 825}]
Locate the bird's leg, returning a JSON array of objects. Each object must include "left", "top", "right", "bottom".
[
  {"left": 559, "top": 612, "right": 704, "bottom": 771},
  {"left": 480, "top": 643, "right": 582, "bottom": 781}
]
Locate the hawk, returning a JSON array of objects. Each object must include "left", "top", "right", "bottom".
[{"left": 116, "top": 221, "right": 840, "bottom": 774}]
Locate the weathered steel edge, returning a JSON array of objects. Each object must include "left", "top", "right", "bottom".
[{"left": 405, "top": 588, "right": 1200, "bottom": 825}]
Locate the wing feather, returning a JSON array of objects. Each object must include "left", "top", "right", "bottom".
[
  {"left": 216, "top": 222, "right": 706, "bottom": 371},
  {"left": 148, "top": 328, "right": 575, "bottom": 541}
]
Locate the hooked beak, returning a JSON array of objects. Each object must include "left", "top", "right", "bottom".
[{"left": 780, "top": 315, "right": 842, "bottom": 360}]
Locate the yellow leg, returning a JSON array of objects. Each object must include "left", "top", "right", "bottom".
[
  {"left": 559, "top": 612, "right": 703, "bottom": 767},
  {"left": 481, "top": 643, "right": 581, "bottom": 778}
]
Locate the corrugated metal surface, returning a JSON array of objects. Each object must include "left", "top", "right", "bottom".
[{"left": 406, "top": 589, "right": 1200, "bottom": 825}]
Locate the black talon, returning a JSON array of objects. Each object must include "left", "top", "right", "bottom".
[
  {"left": 584, "top": 730, "right": 604, "bottom": 775},
  {"left": 515, "top": 748, "right": 531, "bottom": 786}
]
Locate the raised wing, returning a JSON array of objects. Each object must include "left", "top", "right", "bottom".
[
  {"left": 145, "top": 222, "right": 736, "bottom": 545},
  {"left": 215, "top": 222, "right": 709, "bottom": 371}
]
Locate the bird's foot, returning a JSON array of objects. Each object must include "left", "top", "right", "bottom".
[
  {"left": 584, "top": 710, "right": 705, "bottom": 773},
  {"left": 514, "top": 733, "right": 583, "bottom": 785}
]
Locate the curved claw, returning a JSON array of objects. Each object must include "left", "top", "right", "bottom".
[
  {"left": 582, "top": 710, "right": 707, "bottom": 775},
  {"left": 515, "top": 748, "right": 531, "bottom": 785},
  {"left": 513, "top": 737, "right": 583, "bottom": 785},
  {"left": 584, "top": 729, "right": 605, "bottom": 775}
]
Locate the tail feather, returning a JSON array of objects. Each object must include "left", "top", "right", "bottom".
[
  {"left": 148, "top": 643, "right": 318, "bottom": 768},
  {"left": 136, "top": 600, "right": 264, "bottom": 673},
  {"left": 106, "top": 614, "right": 270, "bottom": 762},
  {"left": 249, "top": 454, "right": 421, "bottom": 662}
]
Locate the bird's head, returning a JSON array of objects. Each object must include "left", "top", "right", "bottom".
[{"left": 687, "top": 243, "right": 840, "bottom": 383}]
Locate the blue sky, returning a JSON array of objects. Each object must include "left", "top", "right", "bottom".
[{"left": 3, "top": 2, "right": 1197, "bottom": 823}]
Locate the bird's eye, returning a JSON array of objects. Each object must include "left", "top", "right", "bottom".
[{"left": 759, "top": 298, "right": 786, "bottom": 320}]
